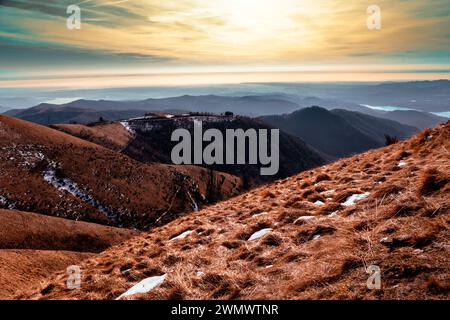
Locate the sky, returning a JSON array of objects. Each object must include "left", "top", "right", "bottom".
[{"left": 0, "top": 0, "right": 449, "bottom": 88}]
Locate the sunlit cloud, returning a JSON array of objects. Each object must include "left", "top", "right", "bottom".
[{"left": 0, "top": 0, "right": 449, "bottom": 83}]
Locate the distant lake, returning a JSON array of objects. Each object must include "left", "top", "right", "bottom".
[
  {"left": 431, "top": 111, "right": 450, "bottom": 118},
  {"left": 360, "top": 104, "right": 414, "bottom": 112}
]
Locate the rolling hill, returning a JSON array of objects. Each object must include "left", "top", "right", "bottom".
[
  {"left": 0, "top": 115, "right": 242, "bottom": 229},
  {"left": 0, "top": 208, "right": 138, "bottom": 299},
  {"left": 16, "top": 121, "right": 449, "bottom": 300},
  {"left": 261, "top": 107, "right": 418, "bottom": 158},
  {"left": 4, "top": 104, "right": 146, "bottom": 125},
  {"left": 4, "top": 95, "right": 303, "bottom": 125},
  {"left": 51, "top": 122, "right": 134, "bottom": 152},
  {"left": 0, "top": 209, "right": 138, "bottom": 252}
]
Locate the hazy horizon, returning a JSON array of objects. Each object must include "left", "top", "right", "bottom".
[{"left": 1, "top": 80, "right": 449, "bottom": 117}]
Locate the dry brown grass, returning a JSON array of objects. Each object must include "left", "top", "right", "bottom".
[
  {"left": 52, "top": 122, "right": 133, "bottom": 152},
  {"left": 11, "top": 122, "right": 450, "bottom": 300},
  {"left": 0, "top": 209, "right": 138, "bottom": 252},
  {"left": 418, "top": 168, "right": 449, "bottom": 196},
  {"left": 0, "top": 249, "right": 92, "bottom": 299},
  {"left": 0, "top": 115, "right": 242, "bottom": 229}
]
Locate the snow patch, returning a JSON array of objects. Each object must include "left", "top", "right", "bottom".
[
  {"left": 380, "top": 237, "right": 393, "bottom": 245},
  {"left": 312, "top": 235, "right": 321, "bottom": 240},
  {"left": 120, "top": 121, "right": 135, "bottom": 134},
  {"left": 320, "top": 189, "right": 335, "bottom": 196},
  {"left": 43, "top": 167, "right": 117, "bottom": 222},
  {"left": 313, "top": 200, "right": 325, "bottom": 206},
  {"left": 342, "top": 192, "right": 370, "bottom": 206},
  {"left": 186, "top": 191, "right": 199, "bottom": 212},
  {"left": 0, "top": 196, "right": 6, "bottom": 206},
  {"left": 171, "top": 230, "right": 194, "bottom": 241},
  {"left": 127, "top": 115, "right": 154, "bottom": 121},
  {"left": 196, "top": 271, "right": 205, "bottom": 277},
  {"left": 117, "top": 274, "right": 166, "bottom": 299},
  {"left": 328, "top": 210, "right": 339, "bottom": 217},
  {"left": 252, "top": 212, "right": 268, "bottom": 218},
  {"left": 248, "top": 228, "right": 272, "bottom": 241},
  {"left": 397, "top": 161, "right": 407, "bottom": 167},
  {"left": 44, "top": 169, "right": 82, "bottom": 196},
  {"left": 294, "top": 216, "right": 315, "bottom": 223},
  {"left": 121, "top": 268, "right": 132, "bottom": 275}
]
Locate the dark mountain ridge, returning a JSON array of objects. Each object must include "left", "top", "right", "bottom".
[
  {"left": 108, "top": 114, "right": 327, "bottom": 187},
  {"left": 261, "top": 106, "right": 418, "bottom": 158}
]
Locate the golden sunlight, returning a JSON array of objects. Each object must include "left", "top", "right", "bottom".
[{"left": 207, "top": 0, "right": 320, "bottom": 44}]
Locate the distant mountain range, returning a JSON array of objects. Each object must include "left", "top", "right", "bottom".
[
  {"left": 4, "top": 95, "right": 300, "bottom": 124},
  {"left": 360, "top": 80, "right": 450, "bottom": 112},
  {"left": 4, "top": 92, "right": 447, "bottom": 129},
  {"left": 4, "top": 87, "right": 450, "bottom": 129},
  {"left": 283, "top": 80, "right": 450, "bottom": 113},
  {"left": 4, "top": 96, "right": 437, "bottom": 160},
  {"left": 261, "top": 106, "right": 418, "bottom": 158},
  {"left": 374, "top": 110, "right": 447, "bottom": 130},
  {"left": 4, "top": 105, "right": 146, "bottom": 125}
]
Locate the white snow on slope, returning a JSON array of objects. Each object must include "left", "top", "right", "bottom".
[
  {"left": 127, "top": 115, "right": 154, "bottom": 121},
  {"left": 252, "top": 212, "right": 268, "bottom": 218},
  {"left": 120, "top": 121, "right": 135, "bottom": 134},
  {"left": 44, "top": 169, "right": 83, "bottom": 196},
  {"left": 117, "top": 274, "right": 166, "bottom": 299},
  {"left": 320, "top": 189, "right": 335, "bottom": 196},
  {"left": 248, "top": 228, "right": 272, "bottom": 241},
  {"left": 43, "top": 168, "right": 117, "bottom": 222},
  {"left": 186, "top": 191, "right": 199, "bottom": 212},
  {"left": 0, "top": 196, "right": 6, "bottom": 206},
  {"left": 398, "top": 161, "right": 407, "bottom": 167},
  {"left": 329, "top": 210, "right": 339, "bottom": 217},
  {"left": 18, "top": 150, "right": 45, "bottom": 163},
  {"left": 342, "top": 192, "right": 370, "bottom": 206},
  {"left": 170, "top": 230, "right": 194, "bottom": 241},
  {"left": 294, "top": 216, "right": 315, "bottom": 223},
  {"left": 313, "top": 200, "right": 325, "bottom": 206}
]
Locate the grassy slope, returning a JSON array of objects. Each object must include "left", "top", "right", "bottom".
[
  {"left": 0, "top": 115, "right": 242, "bottom": 229},
  {"left": 17, "top": 122, "right": 449, "bottom": 300}
]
